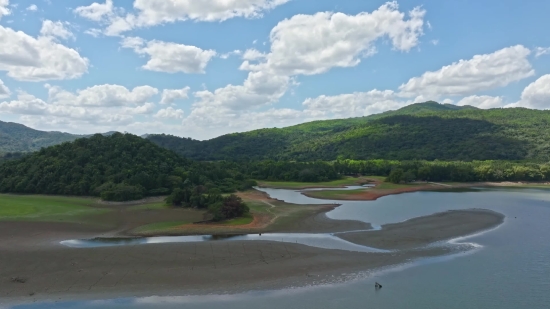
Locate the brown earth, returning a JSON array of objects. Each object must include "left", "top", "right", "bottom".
[{"left": 0, "top": 208, "right": 503, "bottom": 305}]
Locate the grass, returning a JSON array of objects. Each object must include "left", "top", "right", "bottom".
[
  {"left": 131, "top": 202, "right": 169, "bottom": 211},
  {"left": 257, "top": 176, "right": 369, "bottom": 189},
  {"left": 132, "top": 220, "right": 194, "bottom": 233},
  {"left": 220, "top": 213, "right": 254, "bottom": 226},
  {"left": 0, "top": 194, "right": 109, "bottom": 222}
]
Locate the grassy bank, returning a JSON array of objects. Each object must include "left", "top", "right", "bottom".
[{"left": 0, "top": 194, "right": 110, "bottom": 223}]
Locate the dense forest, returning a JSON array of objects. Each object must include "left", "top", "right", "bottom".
[
  {"left": 334, "top": 159, "right": 550, "bottom": 182},
  {"left": 148, "top": 102, "right": 550, "bottom": 162},
  {"left": 0, "top": 133, "right": 256, "bottom": 202}
]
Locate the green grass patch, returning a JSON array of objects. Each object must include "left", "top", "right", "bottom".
[
  {"left": 0, "top": 194, "right": 109, "bottom": 222},
  {"left": 132, "top": 221, "right": 193, "bottom": 233},
  {"left": 221, "top": 213, "right": 254, "bottom": 226},
  {"left": 258, "top": 177, "right": 366, "bottom": 189},
  {"left": 131, "top": 202, "right": 169, "bottom": 211}
]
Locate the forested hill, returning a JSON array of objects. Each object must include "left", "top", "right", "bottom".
[
  {"left": 0, "top": 133, "right": 255, "bottom": 201},
  {"left": 0, "top": 120, "right": 82, "bottom": 154},
  {"left": 147, "top": 102, "right": 550, "bottom": 162}
]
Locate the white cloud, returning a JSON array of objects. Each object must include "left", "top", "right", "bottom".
[
  {"left": 0, "top": 25, "right": 89, "bottom": 81},
  {"left": 160, "top": 86, "right": 190, "bottom": 104},
  {"left": 535, "top": 47, "right": 550, "bottom": 57},
  {"left": 46, "top": 84, "right": 158, "bottom": 107},
  {"left": 124, "top": 102, "right": 156, "bottom": 114},
  {"left": 245, "top": 2, "right": 426, "bottom": 76},
  {"left": 0, "top": 78, "right": 11, "bottom": 99},
  {"left": 509, "top": 74, "right": 550, "bottom": 109},
  {"left": 40, "top": 20, "right": 74, "bottom": 40},
  {"left": 76, "top": 0, "right": 291, "bottom": 36},
  {"left": 220, "top": 50, "right": 242, "bottom": 59},
  {"left": 74, "top": 0, "right": 113, "bottom": 22},
  {"left": 186, "top": 2, "right": 426, "bottom": 131},
  {"left": 430, "top": 39, "right": 439, "bottom": 45},
  {"left": 0, "top": 0, "right": 10, "bottom": 20},
  {"left": 155, "top": 107, "right": 185, "bottom": 119},
  {"left": 457, "top": 95, "right": 504, "bottom": 109},
  {"left": 26, "top": 4, "right": 37, "bottom": 11},
  {"left": 121, "top": 37, "right": 217, "bottom": 74},
  {"left": 302, "top": 90, "right": 411, "bottom": 118},
  {"left": 398, "top": 45, "right": 534, "bottom": 99},
  {"left": 242, "top": 49, "right": 266, "bottom": 61}
]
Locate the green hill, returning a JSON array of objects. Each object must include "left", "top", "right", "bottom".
[
  {"left": 147, "top": 102, "right": 550, "bottom": 162},
  {"left": 0, "top": 133, "right": 253, "bottom": 200},
  {"left": 0, "top": 120, "right": 82, "bottom": 154}
]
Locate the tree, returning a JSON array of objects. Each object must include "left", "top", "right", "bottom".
[{"left": 208, "top": 194, "right": 249, "bottom": 222}]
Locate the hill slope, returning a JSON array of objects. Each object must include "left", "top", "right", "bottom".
[
  {"left": 148, "top": 102, "right": 550, "bottom": 162},
  {"left": 0, "top": 133, "right": 253, "bottom": 200},
  {"left": 0, "top": 120, "right": 82, "bottom": 153}
]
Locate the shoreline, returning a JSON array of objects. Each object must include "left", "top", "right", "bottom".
[
  {"left": 0, "top": 208, "right": 504, "bottom": 305},
  {"left": 300, "top": 180, "right": 550, "bottom": 201}
]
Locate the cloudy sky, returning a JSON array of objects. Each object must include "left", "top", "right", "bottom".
[{"left": 0, "top": 0, "right": 549, "bottom": 139}]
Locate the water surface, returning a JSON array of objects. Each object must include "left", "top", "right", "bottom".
[{"left": 10, "top": 187, "right": 550, "bottom": 309}]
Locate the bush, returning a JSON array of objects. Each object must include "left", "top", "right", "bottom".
[{"left": 208, "top": 194, "right": 249, "bottom": 222}]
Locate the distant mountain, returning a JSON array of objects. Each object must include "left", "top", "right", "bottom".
[
  {"left": 0, "top": 121, "right": 119, "bottom": 154},
  {"left": 147, "top": 102, "right": 550, "bottom": 162},
  {"left": 0, "top": 121, "right": 82, "bottom": 154}
]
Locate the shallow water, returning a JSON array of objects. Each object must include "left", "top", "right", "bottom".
[
  {"left": 10, "top": 187, "right": 550, "bottom": 309},
  {"left": 61, "top": 232, "right": 386, "bottom": 253}
]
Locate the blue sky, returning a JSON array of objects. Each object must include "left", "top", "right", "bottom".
[{"left": 0, "top": 0, "right": 549, "bottom": 139}]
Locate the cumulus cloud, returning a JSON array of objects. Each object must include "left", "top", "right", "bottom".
[
  {"left": 398, "top": 45, "right": 534, "bottom": 99},
  {"left": 0, "top": 79, "right": 10, "bottom": 99},
  {"left": 40, "top": 20, "right": 75, "bottom": 40},
  {"left": 242, "top": 49, "right": 266, "bottom": 61},
  {"left": 457, "top": 95, "right": 504, "bottom": 109},
  {"left": 46, "top": 84, "right": 158, "bottom": 107},
  {"left": 75, "top": 0, "right": 291, "bottom": 36},
  {"left": 121, "top": 37, "right": 216, "bottom": 74},
  {"left": 243, "top": 3, "right": 425, "bottom": 76},
  {"left": 0, "top": 25, "right": 88, "bottom": 81},
  {"left": 26, "top": 4, "right": 37, "bottom": 11},
  {"left": 0, "top": 83, "right": 163, "bottom": 133},
  {"left": 186, "top": 2, "right": 426, "bottom": 131},
  {"left": 302, "top": 90, "right": 411, "bottom": 118},
  {"left": 509, "top": 75, "right": 550, "bottom": 109},
  {"left": 160, "top": 86, "right": 190, "bottom": 105},
  {"left": 155, "top": 107, "right": 185, "bottom": 119},
  {"left": 74, "top": 0, "right": 114, "bottom": 22},
  {"left": 0, "top": 0, "right": 10, "bottom": 20},
  {"left": 220, "top": 50, "right": 242, "bottom": 59}
]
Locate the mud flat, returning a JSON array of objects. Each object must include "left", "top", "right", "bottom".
[{"left": 0, "top": 208, "right": 504, "bottom": 305}]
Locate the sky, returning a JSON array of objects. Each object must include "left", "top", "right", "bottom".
[{"left": 0, "top": 0, "right": 549, "bottom": 140}]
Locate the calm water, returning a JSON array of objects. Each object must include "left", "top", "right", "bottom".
[{"left": 9, "top": 187, "right": 550, "bottom": 309}]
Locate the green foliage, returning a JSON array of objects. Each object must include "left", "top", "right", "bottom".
[
  {"left": 0, "top": 133, "right": 256, "bottom": 201},
  {"left": 207, "top": 194, "right": 249, "bottom": 222},
  {"left": 336, "top": 159, "right": 550, "bottom": 182},
  {"left": 148, "top": 103, "right": 550, "bottom": 162}
]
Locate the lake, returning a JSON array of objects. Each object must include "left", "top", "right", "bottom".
[{"left": 9, "top": 187, "right": 550, "bottom": 309}]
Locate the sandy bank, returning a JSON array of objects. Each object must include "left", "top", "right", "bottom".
[
  {"left": 0, "top": 208, "right": 503, "bottom": 305},
  {"left": 338, "top": 209, "right": 504, "bottom": 250}
]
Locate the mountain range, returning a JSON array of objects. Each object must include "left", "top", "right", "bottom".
[{"left": 2, "top": 102, "right": 550, "bottom": 162}]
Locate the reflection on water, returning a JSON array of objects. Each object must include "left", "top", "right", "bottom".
[{"left": 61, "top": 232, "right": 387, "bottom": 253}]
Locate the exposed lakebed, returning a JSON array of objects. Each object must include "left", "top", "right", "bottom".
[{"left": 4, "top": 187, "right": 549, "bottom": 309}]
